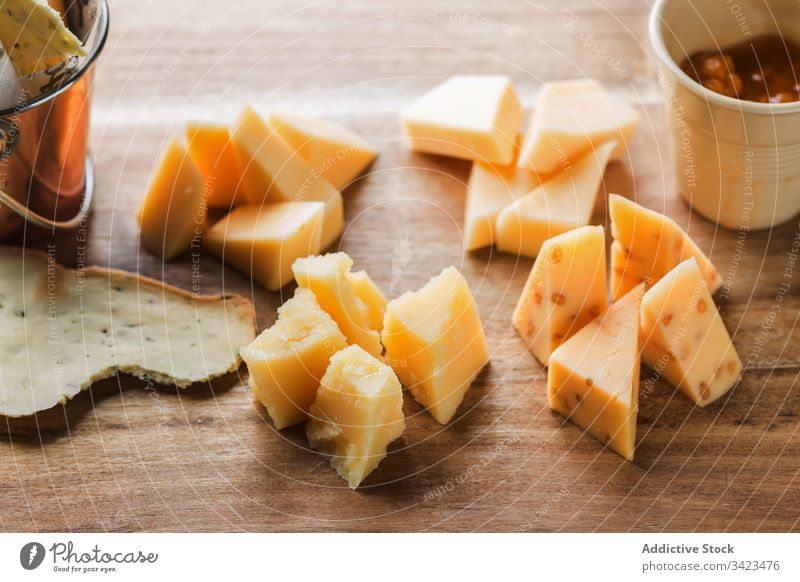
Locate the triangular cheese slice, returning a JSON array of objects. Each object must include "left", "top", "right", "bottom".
[
  {"left": 609, "top": 194, "right": 723, "bottom": 300},
  {"left": 268, "top": 112, "right": 377, "bottom": 190},
  {"left": 548, "top": 283, "right": 645, "bottom": 460},
  {"left": 496, "top": 141, "right": 615, "bottom": 257},
  {"left": 640, "top": 258, "right": 742, "bottom": 407},
  {"left": 512, "top": 225, "right": 607, "bottom": 366},
  {"left": 517, "top": 79, "right": 639, "bottom": 175}
]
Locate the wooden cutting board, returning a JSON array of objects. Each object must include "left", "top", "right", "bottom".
[{"left": 1, "top": 0, "right": 798, "bottom": 532}]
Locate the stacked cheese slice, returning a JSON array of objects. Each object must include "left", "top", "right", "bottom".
[
  {"left": 401, "top": 76, "right": 641, "bottom": 256},
  {"left": 239, "top": 252, "right": 489, "bottom": 488},
  {"left": 513, "top": 199, "right": 742, "bottom": 461},
  {"left": 136, "top": 108, "right": 377, "bottom": 290}
]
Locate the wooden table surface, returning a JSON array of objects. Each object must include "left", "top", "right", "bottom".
[{"left": 2, "top": 0, "right": 799, "bottom": 533}]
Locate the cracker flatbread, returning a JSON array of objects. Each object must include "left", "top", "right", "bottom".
[{"left": 0, "top": 246, "right": 257, "bottom": 417}]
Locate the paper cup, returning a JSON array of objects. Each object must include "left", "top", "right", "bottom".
[{"left": 649, "top": 0, "right": 800, "bottom": 230}]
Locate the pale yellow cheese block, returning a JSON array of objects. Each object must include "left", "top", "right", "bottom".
[
  {"left": 231, "top": 106, "right": 344, "bottom": 248},
  {"left": 548, "top": 283, "right": 645, "bottom": 461},
  {"left": 640, "top": 258, "right": 743, "bottom": 407},
  {"left": 137, "top": 139, "right": 207, "bottom": 261},
  {"left": 292, "top": 253, "right": 383, "bottom": 357},
  {"left": 517, "top": 79, "right": 640, "bottom": 175},
  {"left": 347, "top": 269, "right": 387, "bottom": 332},
  {"left": 512, "top": 225, "right": 607, "bottom": 367},
  {"left": 463, "top": 157, "right": 540, "bottom": 251},
  {"left": 0, "top": 0, "right": 85, "bottom": 76},
  {"left": 240, "top": 288, "right": 348, "bottom": 429},
  {"left": 268, "top": 112, "right": 377, "bottom": 191},
  {"left": 495, "top": 141, "right": 615, "bottom": 258},
  {"left": 203, "top": 202, "right": 324, "bottom": 291},
  {"left": 401, "top": 75, "right": 524, "bottom": 165},
  {"left": 0, "top": 246, "right": 256, "bottom": 417},
  {"left": 609, "top": 194, "right": 723, "bottom": 300},
  {"left": 307, "top": 344, "right": 406, "bottom": 489},
  {"left": 185, "top": 123, "right": 245, "bottom": 208},
  {"left": 382, "top": 266, "right": 489, "bottom": 424}
]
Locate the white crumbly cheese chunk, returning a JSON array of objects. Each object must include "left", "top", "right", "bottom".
[{"left": 0, "top": 246, "right": 256, "bottom": 417}]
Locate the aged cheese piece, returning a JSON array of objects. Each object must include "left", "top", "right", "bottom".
[
  {"left": 496, "top": 141, "right": 615, "bottom": 258},
  {"left": 463, "top": 157, "right": 540, "bottom": 251},
  {"left": 517, "top": 79, "right": 640, "bottom": 174},
  {"left": 401, "top": 75, "right": 524, "bottom": 165},
  {"left": 382, "top": 266, "right": 489, "bottom": 424},
  {"left": 307, "top": 344, "right": 406, "bottom": 489},
  {"left": 203, "top": 202, "right": 324, "bottom": 291},
  {"left": 0, "top": 246, "right": 256, "bottom": 417},
  {"left": 137, "top": 139, "right": 206, "bottom": 260},
  {"left": 292, "top": 253, "right": 383, "bottom": 357},
  {"left": 268, "top": 112, "right": 377, "bottom": 190},
  {"left": 185, "top": 123, "right": 244, "bottom": 208},
  {"left": 0, "top": 0, "right": 85, "bottom": 76},
  {"left": 232, "top": 106, "right": 344, "bottom": 248},
  {"left": 347, "top": 269, "right": 387, "bottom": 332},
  {"left": 512, "top": 225, "right": 607, "bottom": 367},
  {"left": 640, "top": 258, "right": 743, "bottom": 407},
  {"left": 240, "top": 288, "right": 347, "bottom": 429},
  {"left": 609, "top": 194, "right": 723, "bottom": 300},
  {"left": 548, "top": 284, "right": 645, "bottom": 461}
]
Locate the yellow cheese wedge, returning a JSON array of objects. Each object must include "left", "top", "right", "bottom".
[
  {"left": 0, "top": 0, "right": 85, "bottom": 76},
  {"left": 185, "top": 123, "right": 244, "bottom": 208},
  {"left": 640, "top": 258, "right": 743, "bottom": 407},
  {"left": 548, "top": 283, "right": 645, "bottom": 461},
  {"left": 232, "top": 106, "right": 344, "bottom": 248},
  {"left": 609, "top": 194, "right": 723, "bottom": 300},
  {"left": 240, "top": 288, "right": 347, "bottom": 429},
  {"left": 382, "top": 266, "right": 489, "bottom": 424},
  {"left": 496, "top": 141, "right": 615, "bottom": 258},
  {"left": 137, "top": 139, "right": 206, "bottom": 261},
  {"left": 347, "top": 269, "right": 387, "bottom": 332},
  {"left": 292, "top": 253, "right": 383, "bottom": 357},
  {"left": 203, "top": 202, "right": 324, "bottom": 291},
  {"left": 512, "top": 225, "right": 607, "bottom": 367},
  {"left": 401, "top": 75, "right": 524, "bottom": 165},
  {"left": 307, "top": 344, "right": 406, "bottom": 489},
  {"left": 268, "top": 112, "right": 377, "bottom": 191},
  {"left": 463, "top": 158, "right": 540, "bottom": 251},
  {"left": 517, "top": 79, "right": 640, "bottom": 174}
]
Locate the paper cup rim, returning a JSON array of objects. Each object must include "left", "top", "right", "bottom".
[{"left": 649, "top": 0, "right": 800, "bottom": 115}]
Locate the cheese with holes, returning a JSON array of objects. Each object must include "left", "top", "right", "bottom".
[
  {"left": 609, "top": 194, "right": 722, "bottom": 300},
  {"left": 347, "top": 270, "right": 387, "bottom": 332},
  {"left": 292, "top": 253, "right": 383, "bottom": 357},
  {"left": 640, "top": 258, "right": 742, "bottom": 407},
  {"left": 496, "top": 141, "right": 615, "bottom": 258},
  {"left": 0, "top": 0, "right": 85, "bottom": 76},
  {"left": 548, "top": 284, "right": 645, "bottom": 460},
  {"left": 268, "top": 112, "right": 377, "bottom": 190},
  {"left": 232, "top": 106, "right": 344, "bottom": 248},
  {"left": 203, "top": 202, "right": 323, "bottom": 291},
  {"left": 401, "top": 75, "right": 524, "bottom": 165},
  {"left": 137, "top": 139, "right": 206, "bottom": 260},
  {"left": 517, "top": 79, "right": 639, "bottom": 174},
  {"left": 382, "top": 266, "right": 489, "bottom": 424},
  {"left": 512, "top": 225, "right": 607, "bottom": 366},
  {"left": 240, "top": 288, "right": 347, "bottom": 429},
  {"left": 463, "top": 157, "right": 540, "bottom": 251},
  {"left": 185, "top": 123, "right": 244, "bottom": 208},
  {"left": 306, "top": 344, "right": 406, "bottom": 488}
]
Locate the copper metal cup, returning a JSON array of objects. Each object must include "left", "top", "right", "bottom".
[{"left": 0, "top": 0, "right": 109, "bottom": 240}]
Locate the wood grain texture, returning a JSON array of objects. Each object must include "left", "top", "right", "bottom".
[{"left": 1, "top": 0, "right": 799, "bottom": 532}]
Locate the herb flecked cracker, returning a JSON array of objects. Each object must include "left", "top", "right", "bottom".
[
  {"left": 0, "top": 0, "right": 85, "bottom": 76},
  {"left": 0, "top": 246, "right": 257, "bottom": 417}
]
